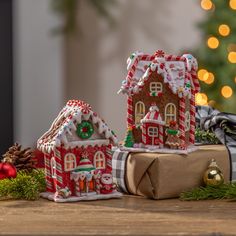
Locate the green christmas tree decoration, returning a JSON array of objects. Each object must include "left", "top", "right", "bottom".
[
  {"left": 194, "top": 0, "right": 236, "bottom": 113},
  {"left": 124, "top": 127, "right": 135, "bottom": 147}
]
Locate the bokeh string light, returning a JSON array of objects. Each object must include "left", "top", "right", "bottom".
[
  {"left": 201, "top": 0, "right": 213, "bottom": 10},
  {"left": 229, "top": 0, "right": 236, "bottom": 10},
  {"left": 218, "top": 24, "right": 230, "bottom": 37},
  {"left": 228, "top": 52, "right": 236, "bottom": 63},
  {"left": 221, "top": 86, "right": 233, "bottom": 98},
  {"left": 198, "top": 0, "right": 236, "bottom": 107},
  {"left": 207, "top": 36, "right": 219, "bottom": 49},
  {"left": 195, "top": 93, "right": 208, "bottom": 105}
]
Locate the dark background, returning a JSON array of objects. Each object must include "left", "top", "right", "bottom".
[{"left": 0, "top": 0, "right": 13, "bottom": 155}]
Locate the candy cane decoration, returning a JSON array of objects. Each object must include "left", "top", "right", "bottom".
[
  {"left": 158, "top": 125, "right": 164, "bottom": 148},
  {"left": 106, "top": 145, "right": 112, "bottom": 172},
  {"left": 189, "top": 91, "right": 196, "bottom": 145},
  {"left": 142, "top": 124, "right": 147, "bottom": 144},
  {"left": 75, "top": 181, "right": 81, "bottom": 197},
  {"left": 95, "top": 177, "right": 101, "bottom": 194},
  {"left": 179, "top": 97, "right": 186, "bottom": 149},
  {"left": 127, "top": 96, "right": 133, "bottom": 127}
]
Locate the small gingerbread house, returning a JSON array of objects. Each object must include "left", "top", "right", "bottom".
[
  {"left": 118, "top": 50, "right": 200, "bottom": 149},
  {"left": 141, "top": 104, "right": 165, "bottom": 147},
  {"left": 37, "top": 100, "right": 121, "bottom": 202}
]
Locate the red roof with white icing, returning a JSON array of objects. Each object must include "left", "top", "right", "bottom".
[
  {"left": 37, "top": 100, "right": 118, "bottom": 153},
  {"left": 118, "top": 50, "right": 200, "bottom": 98},
  {"left": 141, "top": 105, "right": 165, "bottom": 125}
]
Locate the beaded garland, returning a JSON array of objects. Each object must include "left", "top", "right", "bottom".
[{"left": 76, "top": 121, "right": 94, "bottom": 139}]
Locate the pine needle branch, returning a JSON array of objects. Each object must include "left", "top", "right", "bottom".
[
  {"left": 0, "top": 169, "right": 46, "bottom": 201},
  {"left": 180, "top": 183, "right": 236, "bottom": 201}
]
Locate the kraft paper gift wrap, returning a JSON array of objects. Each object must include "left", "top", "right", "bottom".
[{"left": 123, "top": 145, "right": 230, "bottom": 199}]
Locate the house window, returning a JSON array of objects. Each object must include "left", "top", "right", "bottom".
[
  {"left": 149, "top": 82, "right": 162, "bottom": 96},
  {"left": 148, "top": 127, "right": 158, "bottom": 137},
  {"left": 64, "top": 153, "right": 76, "bottom": 171},
  {"left": 51, "top": 157, "right": 56, "bottom": 178},
  {"left": 94, "top": 151, "right": 106, "bottom": 169},
  {"left": 185, "top": 111, "right": 190, "bottom": 132},
  {"left": 135, "top": 101, "right": 145, "bottom": 124},
  {"left": 165, "top": 103, "right": 176, "bottom": 125}
]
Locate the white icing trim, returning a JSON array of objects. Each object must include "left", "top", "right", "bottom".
[
  {"left": 141, "top": 119, "right": 165, "bottom": 125},
  {"left": 66, "top": 139, "right": 110, "bottom": 149},
  {"left": 37, "top": 101, "right": 118, "bottom": 153},
  {"left": 117, "top": 145, "right": 198, "bottom": 154},
  {"left": 40, "top": 191, "right": 122, "bottom": 203},
  {"left": 119, "top": 52, "right": 198, "bottom": 99}
]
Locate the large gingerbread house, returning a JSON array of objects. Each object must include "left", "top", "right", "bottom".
[
  {"left": 118, "top": 50, "right": 200, "bottom": 150},
  {"left": 37, "top": 100, "right": 121, "bottom": 202}
]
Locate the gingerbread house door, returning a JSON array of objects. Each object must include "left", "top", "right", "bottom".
[{"left": 147, "top": 125, "right": 159, "bottom": 145}]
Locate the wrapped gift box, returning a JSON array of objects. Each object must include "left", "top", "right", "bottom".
[{"left": 112, "top": 145, "right": 231, "bottom": 199}]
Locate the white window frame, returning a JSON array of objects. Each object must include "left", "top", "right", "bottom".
[
  {"left": 51, "top": 157, "right": 56, "bottom": 178},
  {"left": 64, "top": 153, "right": 76, "bottom": 171},
  {"left": 165, "top": 103, "right": 176, "bottom": 125},
  {"left": 148, "top": 126, "right": 158, "bottom": 145},
  {"left": 94, "top": 151, "right": 106, "bottom": 169},
  {"left": 135, "top": 101, "right": 145, "bottom": 124},
  {"left": 185, "top": 111, "right": 190, "bottom": 132},
  {"left": 149, "top": 82, "right": 162, "bottom": 94}
]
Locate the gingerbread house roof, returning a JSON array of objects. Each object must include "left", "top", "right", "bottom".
[
  {"left": 141, "top": 105, "right": 165, "bottom": 125},
  {"left": 118, "top": 50, "right": 200, "bottom": 98},
  {"left": 37, "top": 100, "right": 118, "bottom": 153}
]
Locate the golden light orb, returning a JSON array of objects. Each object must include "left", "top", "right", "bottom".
[
  {"left": 229, "top": 0, "right": 236, "bottom": 10},
  {"left": 228, "top": 52, "right": 236, "bottom": 63},
  {"left": 207, "top": 37, "right": 219, "bottom": 49},
  {"left": 195, "top": 93, "right": 208, "bottom": 105},
  {"left": 221, "top": 86, "right": 233, "bottom": 98},
  {"left": 205, "top": 72, "right": 215, "bottom": 84},
  {"left": 235, "top": 77, "right": 236, "bottom": 83},
  {"left": 201, "top": 0, "right": 213, "bottom": 10},
  {"left": 218, "top": 24, "right": 230, "bottom": 37},
  {"left": 198, "top": 69, "right": 208, "bottom": 81}
]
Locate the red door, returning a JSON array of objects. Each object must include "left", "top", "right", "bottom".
[{"left": 147, "top": 125, "right": 159, "bottom": 145}]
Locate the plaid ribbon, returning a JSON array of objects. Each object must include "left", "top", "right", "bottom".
[
  {"left": 196, "top": 105, "right": 236, "bottom": 181},
  {"left": 112, "top": 149, "right": 129, "bottom": 193}
]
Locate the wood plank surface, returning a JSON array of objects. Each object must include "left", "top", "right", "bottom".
[{"left": 0, "top": 196, "right": 236, "bottom": 235}]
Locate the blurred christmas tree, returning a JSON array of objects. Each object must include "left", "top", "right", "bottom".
[{"left": 195, "top": 0, "right": 236, "bottom": 113}]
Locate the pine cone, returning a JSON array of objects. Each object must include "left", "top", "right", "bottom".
[{"left": 2, "top": 143, "right": 36, "bottom": 172}]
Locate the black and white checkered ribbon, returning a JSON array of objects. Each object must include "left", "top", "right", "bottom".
[
  {"left": 112, "top": 149, "right": 129, "bottom": 193},
  {"left": 196, "top": 105, "right": 236, "bottom": 181}
]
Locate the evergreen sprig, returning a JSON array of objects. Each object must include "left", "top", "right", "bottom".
[
  {"left": 180, "top": 183, "right": 236, "bottom": 201},
  {"left": 0, "top": 169, "right": 46, "bottom": 200},
  {"left": 195, "top": 127, "right": 220, "bottom": 144}
]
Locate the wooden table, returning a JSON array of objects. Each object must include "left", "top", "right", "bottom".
[{"left": 0, "top": 196, "right": 236, "bottom": 235}]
